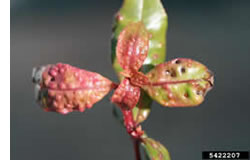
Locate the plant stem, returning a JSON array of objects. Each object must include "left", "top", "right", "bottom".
[
  {"left": 122, "top": 109, "right": 135, "bottom": 135},
  {"left": 133, "top": 139, "right": 141, "bottom": 160},
  {"left": 121, "top": 109, "right": 143, "bottom": 160}
]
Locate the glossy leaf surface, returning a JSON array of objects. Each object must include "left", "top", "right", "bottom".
[
  {"left": 112, "top": 0, "right": 168, "bottom": 123},
  {"left": 32, "top": 63, "right": 113, "bottom": 114},
  {"left": 116, "top": 22, "right": 149, "bottom": 72},
  {"left": 142, "top": 137, "right": 171, "bottom": 160},
  {"left": 143, "top": 58, "right": 214, "bottom": 107},
  {"left": 112, "top": 0, "right": 168, "bottom": 76},
  {"left": 111, "top": 78, "right": 140, "bottom": 109}
]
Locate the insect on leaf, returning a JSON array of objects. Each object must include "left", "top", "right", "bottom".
[{"left": 32, "top": 63, "right": 114, "bottom": 114}]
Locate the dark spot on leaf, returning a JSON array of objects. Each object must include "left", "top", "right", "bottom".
[
  {"left": 196, "top": 90, "right": 203, "bottom": 95},
  {"left": 170, "top": 70, "right": 177, "bottom": 77},
  {"left": 165, "top": 69, "right": 170, "bottom": 75},
  {"left": 184, "top": 92, "right": 189, "bottom": 98},
  {"left": 181, "top": 67, "right": 186, "bottom": 73},
  {"left": 175, "top": 59, "right": 181, "bottom": 64}
]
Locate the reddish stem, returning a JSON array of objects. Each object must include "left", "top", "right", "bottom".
[
  {"left": 111, "top": 82, "right": 119, "bottom": 89},
  {"left": 45, "top": 82, "right": 119, "bottom": 91},
  {"left": 121, "top": 108, "right": 143, "bottom": 160},
  {"left": 147, "top": 76, "right": 214, "bottom": 87},
  {"left": 151, "top": 79, "right": 199, "bottom": 86},
  {"left": 121, "top": 109, "right": 136, "bottom": 136},
  {"left": 133, "top": 139, "right": 141, "bottom": 160}
]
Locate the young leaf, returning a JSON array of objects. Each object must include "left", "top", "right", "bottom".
[
  {"left": 113, "top": 90, "right": 152, "bottom": 125},
  {"left": 130, "top": 71, "right": 149, "bottom": 87},
  {"left": 141, "top": 137, "right": 171, "bottom": 160},
  {"left": 142, "top": 58, "right": 214, "bottom": 107},
  {"left": 111, "top": 78, "right": 140, "bottom": 110},
  {"left": 112, "top": 0, "right": 168, "bottom": 76},
  {"left": 32, "top": 63, "right": 114, "bottom": 114},
  {"left": 116, "top": 22, "right": 149, "bottom": 72},
  {"left": 111, "top": 0, "right": 168, "bottom": 123}
]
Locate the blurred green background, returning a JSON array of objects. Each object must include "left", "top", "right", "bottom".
[{"left": 11, "top": 0, "right": 250, "bottom": 159}]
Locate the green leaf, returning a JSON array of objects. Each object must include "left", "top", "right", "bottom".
[
  {"left": 141, "top": 137, "right": 171, "bottom": 160},
  {"left": 132, "top": 90, "right": 152, "bottom": 124},
  {"left": 142, "top": 58, "right": 214, "bottom": 107},
  {"left": 112, "top": 0, "right": 168, "bottom": 77}
]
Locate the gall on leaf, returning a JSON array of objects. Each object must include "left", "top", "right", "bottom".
[
  {"left": 116, "top": 22, "right": 150, "bottom": 73},
  {"left": 32, "top": 63, "right": 114, "bottom": 114},
  {"left": 141, "top": 137, "right": 171, "bottom": 160},
  {"left": 111, "top": 78, "right": 140, "bottom": 110},
  {"left": 112, "top": 90, "right": 152, "bottom": 125},
  {"left": 142, "top": 58, "right": 214, "bottom": 107},
  {"left": 111, "top": 0, "right": 168, "bottom": 77}
]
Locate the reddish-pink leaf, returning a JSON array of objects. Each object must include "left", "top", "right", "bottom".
[
  {"left": 32, "top": 63, "right": 114, "bottom": 114},
  {"left": 142, "top": 58, "right": 214, "bottom": 107},
  {"left": 111, "top": 78, "right": 140, "bottom": 110},
  {"left": 116, "top": 22, "right": 149, "bottom": 72},
  {"left": 130, "top": 71, "right": 149, "bottom": 87}
]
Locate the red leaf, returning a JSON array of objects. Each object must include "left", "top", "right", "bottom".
[
  {"left": 111, "top": 78, "right": 140, "bottom": 110},
  {"left": 116, "top": 22, "right": 149, "bottom": 72},
  {"left": 32, "top": 63, "right": 114, "bottom": 114},
  {"left": 130, "top": 71, "right": 149, "bottom": 87}
]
